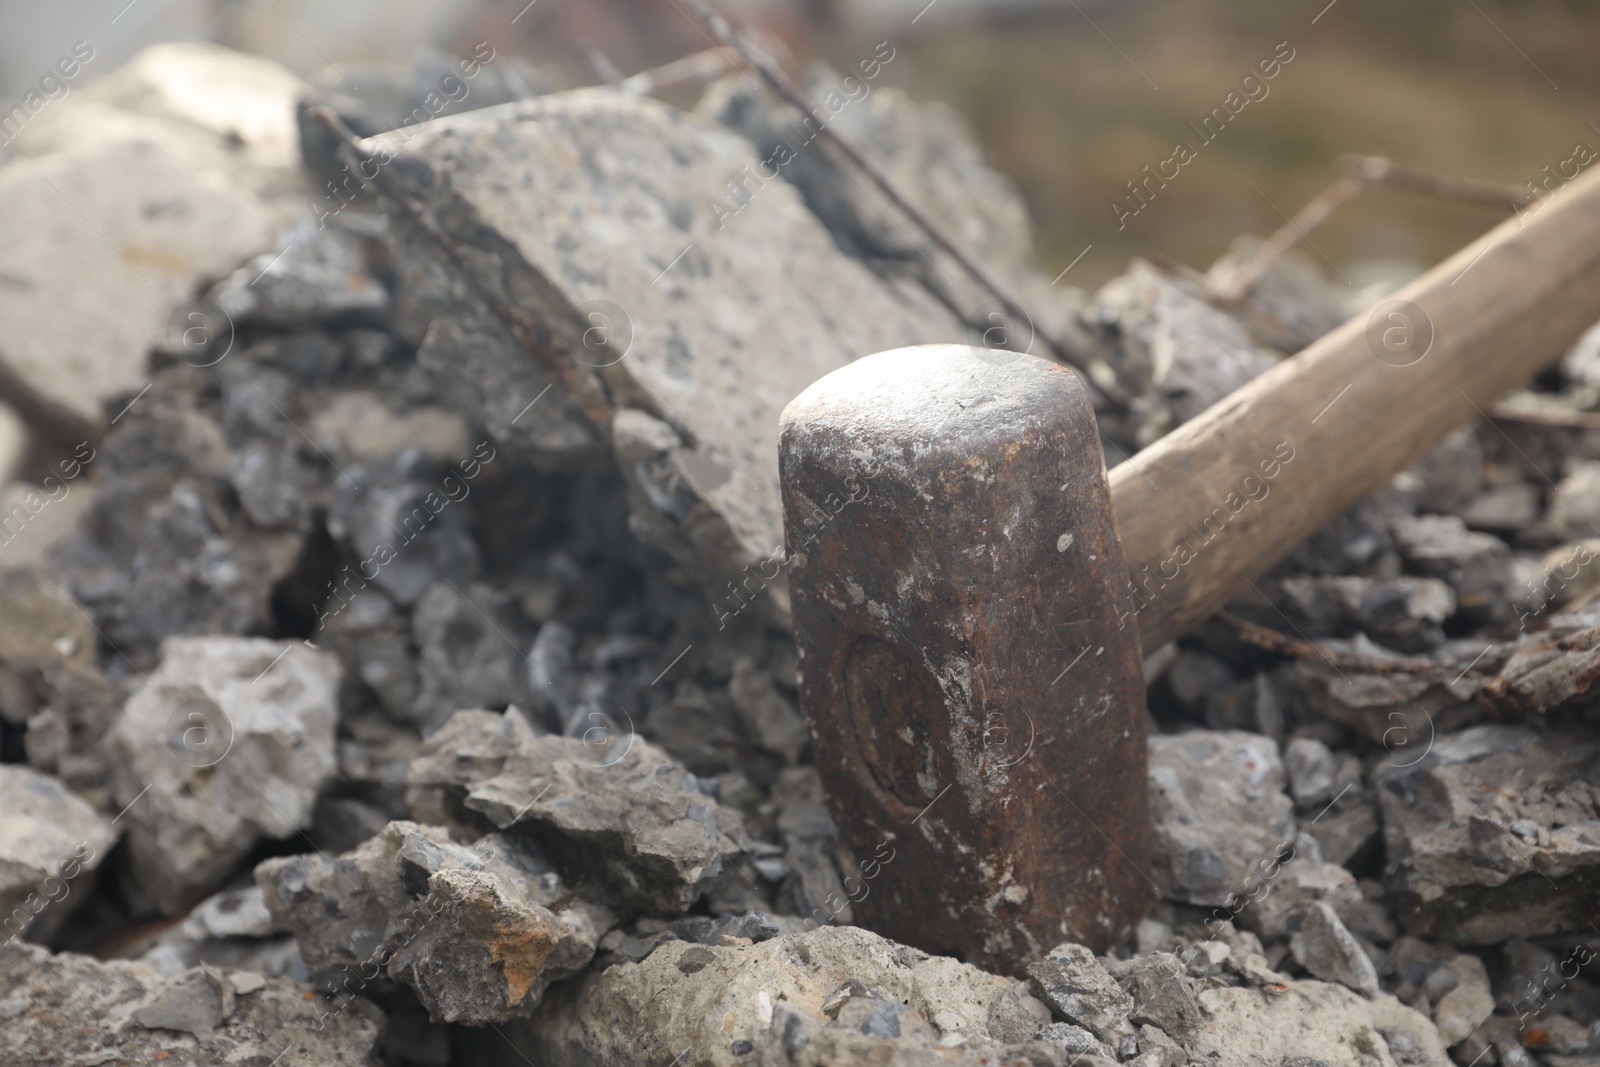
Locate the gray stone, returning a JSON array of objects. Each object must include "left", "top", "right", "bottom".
[
  {"left": 1037, "top": 1021, "right": 1115, "bottom": 1059},
  {"left": 1278, "top": 575, "right": 1455, "bottom": 651},
  {"left": 1206, "top": 236, "right": 1351, "bottom": 353},
  {"left": 0, "top": 765, "right": 116, "bottom": 943},
  {"left": 1291, "top": 486, "right": 1414, "bottom": 577},
  {"left": 1026, "top": 941, "right": 1134, "bottom": 1044},
  {"left": 51, "top": 382, "right": 304, "bottom": 659},
  {"left": 131, "top": 886, "right": 306, "bottom": 981},
  {"left": 728, "top": 657, "right": 808, "bottom": 764},
  {"left": 368, "top": 88, "right": 961, "bottom": 607},
  {"left": 772, "top": 766, "right": 854, "bottom": 927},
  {"left": 985, "top": 980, "right": 1053, "bottom": 1042},
  {"left": 1237, "top": 860, "right": 1365, "bottom": 941},
  {"left": 1393, "top": 514, "right": 1515, "bottom": 624},
  {"left": 1433, "top": 953, "right": 1494, "bottom": 1047},
  {"left": 1376, "top": 724, "right": 1600, "bottom": 944},
  {"left": 257, "top": 820, "right": 607, "bottom": 1024},
  {"left": 1302, "top": 796, "right": 1381, "bottom": 869},
  {"left": 1461, "top": 481, "right": 1541, "bottom": 534},
  {"left": 1148, "top": 730, "right": 1296, "bottom": 906},
  {"left": 1404, "top": 427, "right": 1485, "bottom": 517},
  {"left": 410, "top": 580, "right": 534, "bottom": 730},
  {"left": 0, "top": 568, "right": 116, "bottom": 796},
  {"left": 519, "top": 924, "right": 1070, "bottom": 1066},
  {"left": 1549, "top": 462, "right": 1600, "bottom": 542},
  {"left": 1483, "top": 622, "right": 1600, "bottom": 715},
  {"left": 1185, "top": 976, "right": 1448, "bottom": 1066},
  {"left": 325, "top": 449, "right": 483, "bottom": 610},
  {"left": 414, "top": 708, "right": 749, "bottom": 915},
  {"left": 405, "top": 706, "right": 541, "bottom": 829},
  {"left": 0, "top": 44, "right": 305, "bottom": 439},
  {"left": 209, "top": 221, "right": 388, "bottom": 327},
  {"left": 1285, "top": 737, "right": 1341, "bottom": 807},
  {"left": 1289, "top": 654, "right": 1481, "bottom": 752},
  {"left": 1109, "top": 952, "right": 1204, "bottom": 1039},
  {"left": 1290, "top": 902, "right": 1380, "bottom": 995},
  {"left": 1091, "top": 261, "right": 1280, "bottom": 448},
  {"left": 130, "top": 965, "right": 235, "bottom": 1036},
  {"left": 0, "top": 939, "right": 380, "bottom": 1064},
  {"left": 105, "top": 637, "right": 341, "bottom": 911},
  {"left": 318, "top": 582, "right": 420, "bottom": 722}
]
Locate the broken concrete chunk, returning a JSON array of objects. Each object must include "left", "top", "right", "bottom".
[
  {"left": 0, "top": 45, "right": 305, "bottom": 438},
  {"left": 1185, "top": 978, "right": 1448, "bottom": 1066},
  {"left": 1092, "top": 261, "right": 1280, "bottom": 447},
  {"left": 208, "top": 221, "right": 388, "bottom": 327},
  {"left": 1289, "top": 901, "right": 1379, "bottom": 995},
  {"left": 0, "top": 765, "right": 116, "bottom": 942},
  {"left": 106, "top": 636, "right": 341, "bottom": 912},
  {"left": 1284, "top": 736, "right": 1340, "bottom": 807},
  {"left": 130, "top": 964, "right": 236, "bottom": 1036},
  {"left": 1548, "top": 462, "right": 1600, "bottom": 543},
  {"left": 520, "top": 924, "right": 1064, "bottom": 1067},
  {"left": 1206, "top": 236, "right": 1352, "bottom": 354},
  {"left": 1026, "top": 942, "right": 1134, "bottom": 1043},
  {"left": 0, "top": 568, "right": 114, "bottom": 793},
  {"left": 728, "top": 656, "right": 809, "bottom": 764},
  {"left": 1278, "top": 574, "right": 1455, "bottom": 652},
  {"left": 131, "top": 885, "right": 305, "bottom": 980},
  {"left": 772, "top": 766, "right": 855, "bottom": 927},
  {"left": 369, "top": 88, "right": 962, "bottom": 605},
  {"left": 1302, "top": 796, "right": 1380, "bottom": 869},
  {"left": 257, "top": 820, "right": 605, "bottom": 1024},
  {"left": 1376, "top": 724, "right": 1600, "bottom": 943},
  {"left": 326, "top": 449, "right": 484, "bottom": 609},
  {"left": 1148, "top": 730, "right": 1296, "bottom": 906},
  {"left": 80, "top": 41, "right": 308, "bottom": 171},
  {"left": 1237, "top": 860, "right": 1365, "bottom": 941},
  {"left": 702, "top": 65, "right": 1081, "bottom": 347},
  {"left": 318, "top": 582, "right": 421, "bottom": 722},
  {"left": 0, "top": 939, "right": 380, "bottom": 1064},
  {"left": 461, "top": 727, "right": 749, "bottom": 915},
  {"left": 1462, "top": 481, "right": 1541, "bottom": 534},
  {"left": 405, "top": 706, "right": 540, "bottom": 827},
  {"left": 1393, "top": 514, "right": 1516, "bottom": 624},
  {"left": 1405, "top": 426, "right": 1486, "bottom": 516},
  {"left": 52, "top": 383, "right": 303, "bottom": 657},
  {"left": 1483, "top": 622, "right": 1600, "bottom": 715},
  {"left": 1432, "top": 953, "right": 1494, "bottom": 1047},
  {"left": 410, "top": 580, "right": 534, "bottom": 731},
  {"left": 1108, "top": 953, "right": 1203, "bottom": 1039}
]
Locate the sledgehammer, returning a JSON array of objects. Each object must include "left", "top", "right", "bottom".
[{"left": 778, "top": 165, "right": 1600, "bottom": 975}]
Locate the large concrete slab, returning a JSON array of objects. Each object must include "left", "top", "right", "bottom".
[{"left": 370, "top": 89, "right": 965, "bottom": 606}]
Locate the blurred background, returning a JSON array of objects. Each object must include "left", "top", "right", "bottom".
[{"left": 6, "top": 0, "right": 1596, "bottom": 289}]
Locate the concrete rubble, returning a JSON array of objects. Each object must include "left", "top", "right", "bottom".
[
  {"left": 1147, "top": 729, "right": 1296, "bottom": 906},
  {"left": 0, "top": 763, "right": 116, "bottom": 942},
  {"left": 1, "top": 33, "right": 1599, "bottom": 1067},
  {"left": 1376, "top": 724, "right": 1600, "bottom": 944},
  {"left": 258, "top": 820, "right": 609, "bottom": 1024},
  {"left": 105, "top": 636, "right": 342, "bottom": 911},
  {"left": 0, "top": 939, "right": 381, "bottom": 1066}
]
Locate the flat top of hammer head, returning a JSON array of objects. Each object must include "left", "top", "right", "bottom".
[{"left": 779, "top": 345, "right": 1089, "bottom": 462}]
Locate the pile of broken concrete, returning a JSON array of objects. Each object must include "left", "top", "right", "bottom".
[{"left": 0, "top": 39, "right": 1596, "bottom": 1067}]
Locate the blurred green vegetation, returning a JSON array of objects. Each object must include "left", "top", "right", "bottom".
[{"left": 824, "top": 0, "right": 1600, "bottom": 290}]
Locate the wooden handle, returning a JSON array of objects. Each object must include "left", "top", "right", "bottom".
[{"left": 1112, "top": 165, "right": 1600, "bottom": 654}]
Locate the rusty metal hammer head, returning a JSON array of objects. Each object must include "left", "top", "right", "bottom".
[{"left": 779, "top": 344, "right": 1149, "bottom": 975}]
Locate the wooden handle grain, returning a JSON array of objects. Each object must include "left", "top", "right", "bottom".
[{"left": 1112, "top": 165, "right": 1600, "bottom": 654}]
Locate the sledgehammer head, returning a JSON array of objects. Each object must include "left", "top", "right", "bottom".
[{"left": 779, "top": 344, "right": 1150, "bottom": 974}]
